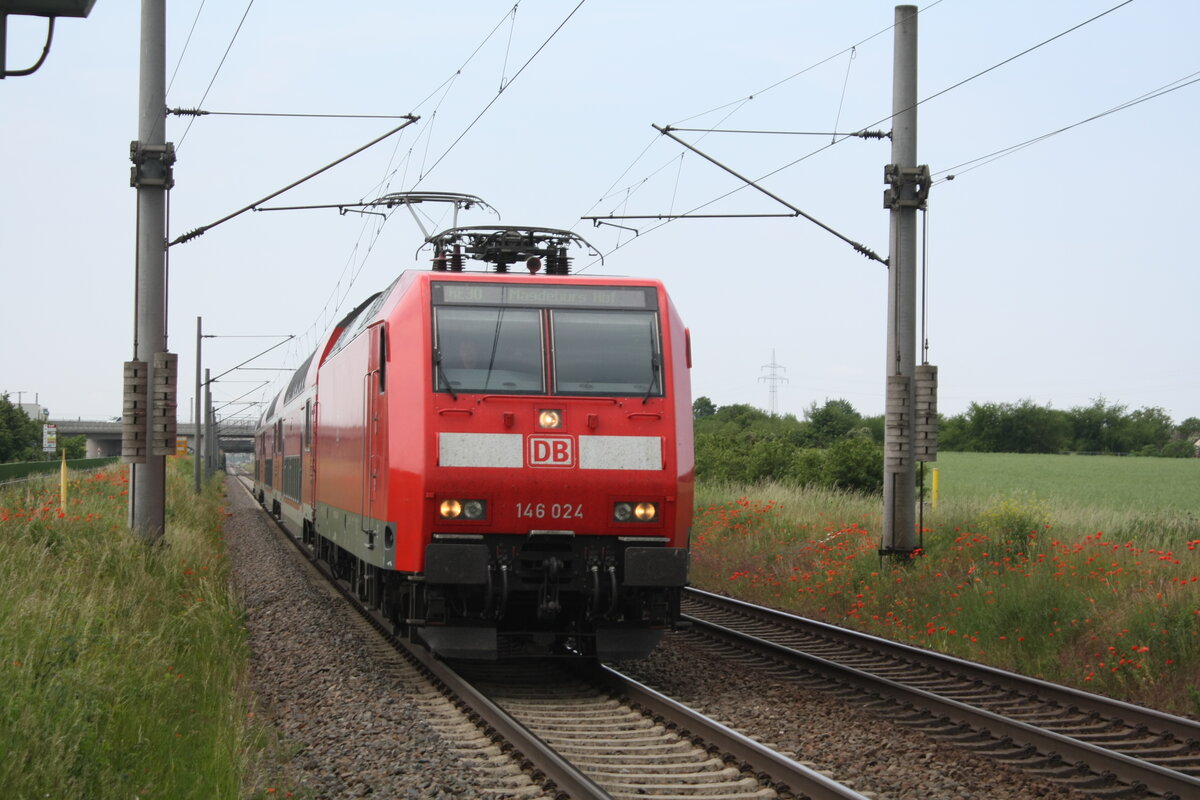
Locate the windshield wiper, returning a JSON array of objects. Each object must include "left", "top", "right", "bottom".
[
  {"left": 643, "top": 352, "right": 660, "bottom": 404},
  {"left": 434, "top": 349, "right": 458, "bottom": 401}
]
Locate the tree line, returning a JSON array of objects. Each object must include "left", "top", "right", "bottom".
[
  {"left": 693, "top": 396, "right": 1198, "bottom": 493},
  {"left": 940, "top": 398, "right": 1199, "bottom": 457},
  {"left": 0, "top": 394, "right": 86, "bottom": 463},
  {"left": 693, "top": 398, "right": 885, "bottom": 492}
]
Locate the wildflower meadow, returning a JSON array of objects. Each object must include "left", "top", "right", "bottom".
[
  {"left": 691, "top": 454, "right": 1200, "bottom": 716},
  {"left": 0, "top": 461, "right": 290, "bottom": 799}
]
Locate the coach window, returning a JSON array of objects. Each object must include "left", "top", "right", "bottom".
[
  {"left": 551, "top": 310, "right": 662, "bottom": 397},
  {"left": 434, "top": 307, "right": 543, "bottom": 394}
]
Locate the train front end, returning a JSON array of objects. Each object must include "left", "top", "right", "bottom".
[{"left": 412, "top": 270, "right": 693, "bottom": 659}]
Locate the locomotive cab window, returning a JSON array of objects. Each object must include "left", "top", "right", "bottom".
[
  {"left": 431, "top": 281, "right": 664, "bottom": 399},
  {"left": 434, "top": 307, "right": 544, "bottom": 394},
  {"left": 551, "top": 310, "right": 662, "bottom": 397}
]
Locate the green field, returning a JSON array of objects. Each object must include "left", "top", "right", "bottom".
[
  {"left": 693, "top": 452, "right": 1200, "bottom": 714},
  {"left": 928, "top": 451, "right": 1200, "bottom": 513},
  {"left": 924, "top": 452, "right": 1199, "bottom": 548}
]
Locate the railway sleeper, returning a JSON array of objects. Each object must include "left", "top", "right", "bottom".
[{"left": 1060, "top": 770, "right": 1121, "bottom": 790}]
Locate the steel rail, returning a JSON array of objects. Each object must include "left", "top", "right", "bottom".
[
  {"left": 683, "top": 588, "right": 1200, "bottom": 800},
  {"left": 404, "top": 646, "right": 611, "bottom": 799},
  {"left": 593, "top": 664, "right": 873, "bottom": 800},
  {"left": 686, "top": 587, "right": 1200, "bottom": 743},
  {"left": 237, "top": 472, "right": 871, "bottom": 798},
  {"left": 232, "top": 473, "right": 608, "bottom": 800}
]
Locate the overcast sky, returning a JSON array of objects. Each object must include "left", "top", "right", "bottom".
[{"left": 2, "top": 1, "right": 1197, "bottom": 426}]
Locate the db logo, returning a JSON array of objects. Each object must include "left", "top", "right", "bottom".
[{"left": 528, "top": 436, "right": 575, "bottom": 467}]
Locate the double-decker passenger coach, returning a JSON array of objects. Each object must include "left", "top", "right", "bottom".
[{"left": 255, "top": 223, "right": 693, "bottom": 659}]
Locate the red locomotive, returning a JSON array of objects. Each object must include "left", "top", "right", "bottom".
[{"left": 254, "top": 221, "right": 693, "bottom": 659}]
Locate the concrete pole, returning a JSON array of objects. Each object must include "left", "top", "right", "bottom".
[
  {"left": 129, "top": 0, "right": 168, "bottom": 543},
  {"left": 194, "top": 316, "right": 202, "bottom": 493},
  {"left": 882, "top": 5, "right": 919, "bottom": 554}
]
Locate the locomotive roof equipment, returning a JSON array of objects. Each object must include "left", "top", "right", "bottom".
[
  {"left": 423, "top": 225, "right": 601, "bottom": 274},
  {"left": 256, "top": 191, "right": 497, "bottom": 241}
]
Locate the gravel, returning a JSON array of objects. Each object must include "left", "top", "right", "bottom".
[
  {"left": 616, "top": 635, "right": 1102, "bottom": 800},
  {"left": 226, "top": 477, "right": 1103, "bottom": 799},
  {"left": 224, "top": 478, "right": 546, "bottom": 799}
]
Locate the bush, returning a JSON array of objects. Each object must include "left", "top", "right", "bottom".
[
  {"left": 1160, "top": 440, "right": 1196, "bottom": 459},
  {"left": 748, "top": 438, "right": 793, "bottom": 482},
  {"left": 821, "top": 436, "right": 884, "bottom": 493},
  {"left": 692, "top": 399, "right": 885, "bottom": 493},
  {"left": 974, "top": 492, "right": 1051, "bottom": 551},
  {"left": 694, "top": 432, "right": 751, "bottom": 483},
  {"left": 788, "top": 448, "right": 824, "bottom": 486}
]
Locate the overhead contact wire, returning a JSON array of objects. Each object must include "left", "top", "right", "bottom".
[
  {"left": 178, "top": 0, "right": 257, "bottom": 148},
  {"left": 166, "top": 0, "right": 206, "bottom": 97},
  {"left": 585, "top": 0, "right": 1139, "bottom": 269},
  {"left": 935, "top": 70, "right": 1200, "bottom": 181},
  {"left": 288, "top": 2, "right": 529, "bottom": 384},
  {"left": 413, "top": 0, "right": 589, "bottom": 188},
  {"left": 500, "top": 3, "right": 519, "bottom": 91}
]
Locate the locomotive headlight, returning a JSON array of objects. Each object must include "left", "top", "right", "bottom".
[
  {"left": 613, "top": 501, "right": 658, "bottom": 522},
  {"left": 634, "top": 502, "right": 657, "bottom": 521},
  {"left": 439, "top": 499, "right": 487, "bottom": 520},
  {"left": 538, "top": 409, "right": 562, "bottom": 429}
]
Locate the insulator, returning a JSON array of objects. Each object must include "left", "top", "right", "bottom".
[
  {"left": 494, "top": 261, "right": 510, "bottom": 273},
  {"left": 548, "top": 246, "right": 571, "bottom": 275},
  {"left": 450, "top": 245, "right": 465, "bottom": 272},
  {"left": 431, "top": 248, "right": 448, "bottom": 272}
]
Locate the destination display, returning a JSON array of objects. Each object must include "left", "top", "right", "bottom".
[{"left": 433, "top": 282, "right": 655, "bottom": 310}]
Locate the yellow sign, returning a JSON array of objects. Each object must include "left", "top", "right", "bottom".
[{"left": 175, "top": 437, "right": 188, "bottom": 457}]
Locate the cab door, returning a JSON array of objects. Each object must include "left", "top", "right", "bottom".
[{"left": 361, "top": 323, "right": 387, "bottom": 545}]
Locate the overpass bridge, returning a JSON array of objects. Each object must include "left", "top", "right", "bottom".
[{"left": 51, "top": 419, "right": 256, "bottom": 458}]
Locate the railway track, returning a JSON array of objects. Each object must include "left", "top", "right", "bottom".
[
  {"left": 234, "top": 474, "right": 870, "bottom": 799},
  {"left": 450, "top": 658, "right": 874, "bottom": 799},
  {"left": 679, "top": 587, "right": 1200, "bottom": 800}
]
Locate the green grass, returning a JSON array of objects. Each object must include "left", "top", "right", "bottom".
[
  {"left": 926, "top": 452, "right": 1200, "bottom": 548},
  {"left": 0, "top": 460, "right": 295, "bottom": 799},
  {"left": 928, "top": 451, "right": 1200, "bottom": 511},
  {"left": 693, "top": 453, "right": 1200, "bottom": 715}
]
